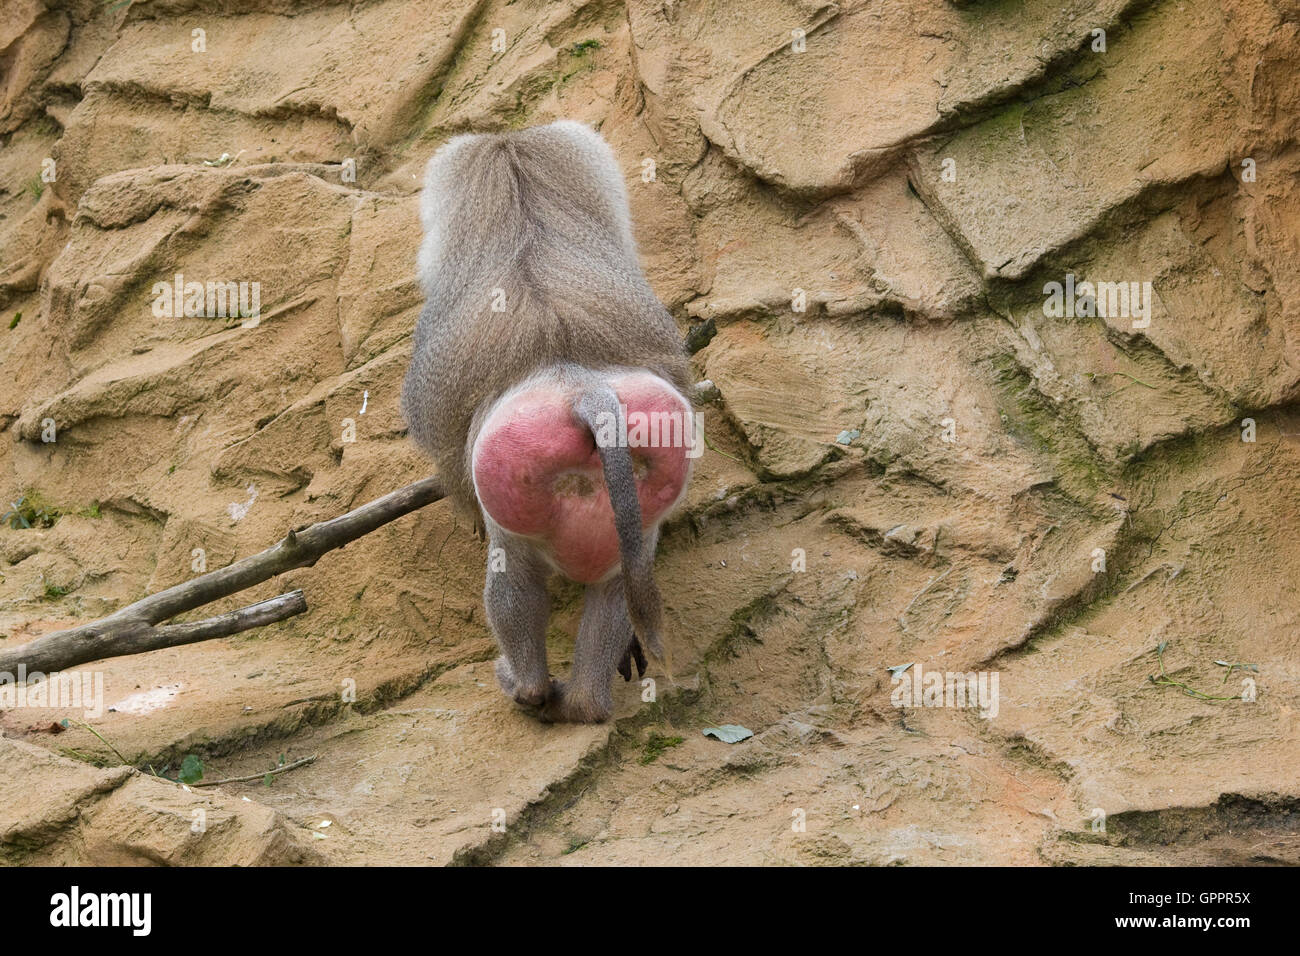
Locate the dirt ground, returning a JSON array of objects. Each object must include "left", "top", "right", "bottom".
[{"left": 1, "top": 0, "right": 1298, "bottom": 865}]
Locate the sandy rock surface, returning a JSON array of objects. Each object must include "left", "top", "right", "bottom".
[{"left": 0, "top": 0, "right": 1297, "bottom": 865}]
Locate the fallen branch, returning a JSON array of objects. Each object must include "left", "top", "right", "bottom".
[
  {"left": 2, "top": 376, "right": 722, "bottom": 678},
  {"left": 0, "top": 477, "right": 445, "bottom": 676},
  {"left": 191, "top": 754, "right": 319, "bottom": 787}
]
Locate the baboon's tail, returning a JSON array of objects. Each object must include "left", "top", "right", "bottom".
[{"left": 573, "top": 386, "right": 666, "bottom": 665}]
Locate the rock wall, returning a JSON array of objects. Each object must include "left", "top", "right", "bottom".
[{"left": 0, "top": 0, "right": 1297, "bottom": 864}]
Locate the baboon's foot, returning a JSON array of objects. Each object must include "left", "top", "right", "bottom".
[
  {"left": 494, "top": 656, "right": 549, "bottom": 709},
  {"left": 538, "top": 679, "right": 612, "bottom": 724}
]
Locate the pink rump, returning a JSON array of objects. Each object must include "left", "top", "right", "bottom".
[{"left": 472, "top": 375, "right": 692, "bottom": 583}]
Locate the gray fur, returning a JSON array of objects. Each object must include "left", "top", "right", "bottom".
[
  {"left": 402, "top": 120, "right": 689, "bottom": 519},
  {"left": 402, "top": 121, "right": 691, "bottom": 723}
]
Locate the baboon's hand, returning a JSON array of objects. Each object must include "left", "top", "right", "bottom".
[{"left": 616, "top": 637, "right": 647, "bottom": 682}]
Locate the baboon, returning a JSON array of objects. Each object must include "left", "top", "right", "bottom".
[{"left": 401, "top": 120, "right": 695, "bottom": 723}]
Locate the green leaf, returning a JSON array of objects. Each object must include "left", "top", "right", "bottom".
[
  {"left": 702, "top": 724, "right": 753, "bottom": 744},
  {"left": 178, "top": 754, "right": 204, "bottom": 784}
]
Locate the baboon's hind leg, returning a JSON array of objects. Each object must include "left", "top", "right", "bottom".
[
  {"left": 543, "top": 576, "right": 636, "bottom": 723},
  {"left": 484, "top": 531, "right": 552, "bottom": 710}
]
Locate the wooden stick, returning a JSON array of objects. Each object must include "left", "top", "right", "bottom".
[
  {"left": 190, "top": 754, "right": 319, "bottom": 787},
  {"left": 1, "top": 377, "right": 720, "bottom": 676},
  {"left": 0, "top": 477, "right": 445, "bottom": 675},
  {"left": 13, "top": 591, "right": 310, "bottom": 676}
]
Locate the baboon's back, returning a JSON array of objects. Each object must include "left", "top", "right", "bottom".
[{"left": 402, "top": 121, "right": 689, "bottom": 512}]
